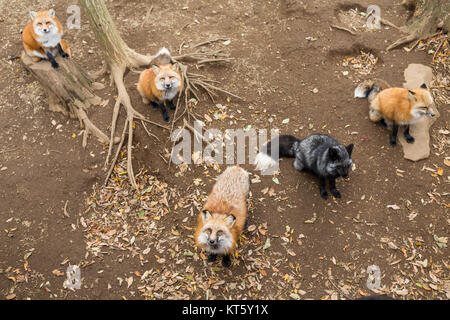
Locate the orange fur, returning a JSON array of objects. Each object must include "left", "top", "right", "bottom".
[
  {"left": 371, "top": 87, "right": 434, "bottom": 124},
  {"left": 137, "top": 64, "right": 183, "bottom": 103},
  {"left": 195, "top": 166, "right": 249, "bottom": 255},
  {"left": 22, "top": 10, "right": 71, "bottom": 61}
]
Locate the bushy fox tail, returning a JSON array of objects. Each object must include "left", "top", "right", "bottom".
[
  {"left": 354, "top": 78, "right": 390, "bottom": 102},
  {"left": 150, "top": 47, "right": 173, "bottom": 66},
  {"left": 254, "top": 135, "right": 301, "bottom": 171}
]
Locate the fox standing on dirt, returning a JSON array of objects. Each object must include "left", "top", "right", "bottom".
[
  {"left": 22, "top": 9, "right": 71, "bottom": 69},
  {"left": 137, "top": 48, "right": 183, "bottom": 123},
  {"left": 255, "top": 134, "right": 354, "bottom": 200},
  {"left": 195, "top": 166, "right": 250, "bottom": 268},
  {"left": 355, "top": 80, "right": 435, "bottom": 146}
]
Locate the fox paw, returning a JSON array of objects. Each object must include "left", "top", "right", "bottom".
[
  {"left": 405, "top": 135, "right": 415, "bottom": 144},
  {"left": 51, "top": 62, "right": 59, "bottom": 69},
  {"left": 61, "top": 52, "right": 69, "bottom": 58},
  {"left": 207, "top": 254, "right": 217, "bottom": 262},
  {"left": 163, "top": 115, "right": 170, "bottom": 123},
  {"left": 331, "top": 189, "right": 341, "bottom": 199},
  {"left": 389, "top": 138, "right": 397, "bottom": 147},
  {"left": 320, "top": 190, "right": 328, "bottom": 200},
  {"left": 221, "top": 255, "right": 231, "bottom": 268}
]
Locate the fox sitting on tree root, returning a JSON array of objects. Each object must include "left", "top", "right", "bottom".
[
  {"left": 137, "top": 47, "right": 183, "bottom": 123},
  {"left": 22, "top": 9, "right": 71, "bottom": 69}
]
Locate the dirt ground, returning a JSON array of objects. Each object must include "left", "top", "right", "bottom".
[{"left": 0, "top": 0, "right": 448, "bottom": 300}]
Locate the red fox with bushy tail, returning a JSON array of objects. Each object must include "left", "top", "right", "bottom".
[
  {"left": 355, "top": 80, "right": 435, "bottom": 146},
  {"left": 195, "top": 166, "right": 250, "bottom": 268},
  {"left": 22, "top": 9, "right": 71, "bottom": 69},
  {"left": 137, "top": 47, "right": 183, "bottom": 122}
]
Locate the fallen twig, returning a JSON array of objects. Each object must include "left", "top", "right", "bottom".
[
  {"left": 330, "top": 24, "right": 356, "bottom": 36},
  {"left": 193, "top": 38, "right": 230, "bottom": 48}
]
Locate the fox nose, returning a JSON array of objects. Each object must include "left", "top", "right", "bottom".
[
  {"left": 165, "top": 83, "right": 172, "bottom": 89},
  {"left": 43, "top": 28, "right": 49, "bottom": 32},
  {"left": 209, "top": 239, "right": 216, "bottom": 245}
]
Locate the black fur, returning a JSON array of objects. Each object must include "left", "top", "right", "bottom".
[
  {"left": 258, "top": 134, "right": 354, "bottom": 200},
  {"left": 221, "top": 254, "right": 231, "bottom": 268},
  {"left": 263, "top": 135, "right": 301, "bottom": 160},
  {"left": 57, "top": 43, "right": 69, "bottom": 58},
  {"left": 46, "top": 52, "right": 59, "bottom": 69}
]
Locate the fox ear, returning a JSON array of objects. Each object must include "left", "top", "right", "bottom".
[
  {"left": 328, "top": 147, "right": 339, "bottom": 160},
  {"left": 172, "top": 63, "right": 179, "bottom": 71},
  {"left": 48, "top": 9, "right": 56, "bottom": 17},
  {"left": 408, "top": 90, "right": 417, "bottom": 101},
  {"left": 29, "top": 11, "right": 37, "bottom": 20},
  {"left": 346, "top": 144, "right": 354, "bottom": 156},
  {"left": 420, "top": 83, "right": 427, "bottom": 89},
  {"left": 201, "top": 210, "right": 211, "bottom": 222},
  {"left": 151, "top": 65, "right": 159, "bottom": 74},
  {"left": 225, "top": 215, "right": 236, "bottom": 228}
]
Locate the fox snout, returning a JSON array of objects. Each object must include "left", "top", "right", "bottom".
[{"left": 164, "top": 83, "right": 172, "bottom": 89}]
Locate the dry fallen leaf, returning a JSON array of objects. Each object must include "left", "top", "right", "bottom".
[{"left": 52, "top": 269, "right": 64, "bottom": 277}]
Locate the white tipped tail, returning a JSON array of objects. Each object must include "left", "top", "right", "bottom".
[
  {"left": 254, "top": 152, "right": 277, "bottom": 171},
  {"left": 354, "top": 86, "right": 368, "bottom": 98},
  {"left": 156, "top": 47, "right": 171, "bottom": 58}
]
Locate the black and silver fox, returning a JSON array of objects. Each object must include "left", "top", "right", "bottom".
[{"left": 255, "top": 134, "right": 354, "bottom": 199}]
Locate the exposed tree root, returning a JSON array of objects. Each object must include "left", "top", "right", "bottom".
[
  {"left": 387, "top": 33, "right": 418, "bottom": 51},
  {"left": 387, "top": 0, "right": 449, "bottom": 51},
  {"left": 80, "top": 0, "right": 242, "bottom": 189},
  {"left": 21, "top": 53, "right": 109, "bottom": 147}
]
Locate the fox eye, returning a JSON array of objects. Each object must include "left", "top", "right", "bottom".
[
  {"left": 37, "top": 22, "right": 43, "bottom": 26},
  {"left": 216, "top": 230, "right": 223, "bottom": 237},
  {"left": 205, "top": 228, "right": 212, "bottom": 234}
]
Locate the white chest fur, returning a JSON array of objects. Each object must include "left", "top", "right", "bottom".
[{"left": 37, "top": 33, "right": 62, "bottom": 49}]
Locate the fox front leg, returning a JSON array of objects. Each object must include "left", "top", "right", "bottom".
[
  {"left": 404, "top": 125, "right": 415, "bottom": 144},
  {"left": 207, "top": 253, "right": 217, "bottom": 262},
  {"left": 57, "top": 43, "right": 69, "bottom": 58},
  {"left": 221, "top": 254, "right": 231, "bottom": 268},
  {"left": 46, "top": 51, "right": 59, "bottom": 69},
  {"left": 150, "top": 100, "right": 159, "bottom": 110},
  {"left": 168, "top": 99, "right": 176, "bottom": 110},
  {"left": 159, "top": 103, "right": 170, "bottom": 123},
  {"left": 329, "top": 177, "right": 341, "bottom": 199},
  {"left": 390, "top": 123, "right": 399, "bottom": 146},
  {"left": 379, "top": 118, "right": 388, "bottom": 128},
  {"left": 319, "top": 177, "right": 328, "bottom": 200}
]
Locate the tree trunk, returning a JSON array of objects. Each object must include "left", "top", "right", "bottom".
[
  {"left": 388, "top": 0, "right": 449, "bottom": 50},
  {"left": 79, "top": 0, "right": 157, "bottom": 190},
  {"left": 79, "top": 0, "right": 153, "bottom": 69},
  {"left": 21, "top": 53, "right": 109, "bottom": 147},
  {"left": 403, "top": 0, "right": 449, "bottom": 36}
]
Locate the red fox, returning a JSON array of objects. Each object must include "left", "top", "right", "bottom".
[
  {"left": 355, "top": 81, "right": 435, "bottom": 146},
  {"left": 22, "top": 9, "right": 71, "bottom": 69},
  {"left": 195, "top": 166, "right": 250, "bottom": 268},
  {"left": 137, "top": 48, "right": 183, "bottom": 122}
]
